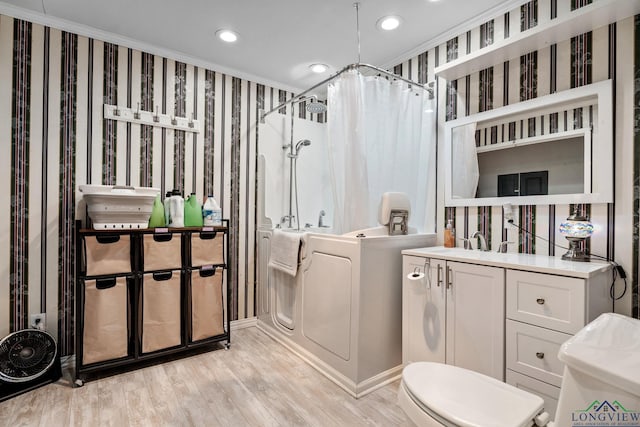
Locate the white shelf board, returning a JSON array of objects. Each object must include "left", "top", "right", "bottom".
[
  {"left": 434, "top": 0, "right": 640, "bottom": 81},
  {"left": 476, "top": 128, "right": 587, "bottom": 154}
]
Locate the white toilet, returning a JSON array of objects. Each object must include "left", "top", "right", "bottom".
[{"left": 398, "top": 313, "right": 640, "bottom": 427}]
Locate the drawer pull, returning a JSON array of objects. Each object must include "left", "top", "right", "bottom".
[
  {"left": 536, "top": 352, "right": 545, "bottom": 359},
  {"left": 536, "top": 298, "right": 545, "bottom": 305}
]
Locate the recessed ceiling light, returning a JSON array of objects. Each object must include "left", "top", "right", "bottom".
[
  {"left": 377, "top": 16, "right": 402, "bottom": 31},
  {"left": 309, "top": 63, "right": 328, "bottom": 73},
  {"left": 216, "top": 29, "right": 238, "bottom": 43}
]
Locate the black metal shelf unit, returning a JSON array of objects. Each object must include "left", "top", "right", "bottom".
[{"left": 74, "top": 220, "right": 230, "bottom": 385}]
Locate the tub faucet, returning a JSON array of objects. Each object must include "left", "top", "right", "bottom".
[
  {"left": 318, "top": 210, "right": 326, "bottom": 227},
  {"left": 280, "top": 215, "right": 295, "bottom": 227},
  {"left": 471, "top": 231, "right": 488, "bottom": 251}
]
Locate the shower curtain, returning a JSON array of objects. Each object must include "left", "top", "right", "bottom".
[{"left": 327, "top": 70, "right": 436, "bottom": 234}]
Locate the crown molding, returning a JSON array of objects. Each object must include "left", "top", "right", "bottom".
[
  {"left": 0, "top": 1, "right": 304, "bottom": 93},
  {"left": 381, "top": 0, "right": 528, "bottom": 70}
]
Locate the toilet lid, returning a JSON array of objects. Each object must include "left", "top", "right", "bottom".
[{"left": 402, "top": 362, "right": 544, "bottom": 427}]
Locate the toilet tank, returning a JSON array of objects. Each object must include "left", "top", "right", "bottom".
[{"left": 554, "top": 313, "right": 640, "bottom": 427}]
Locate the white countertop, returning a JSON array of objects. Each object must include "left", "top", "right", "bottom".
[{"left": 402, "top": 246, "right": 611, "bottom": 278}]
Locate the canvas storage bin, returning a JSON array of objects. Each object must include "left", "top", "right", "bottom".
[
  {"left": 84, "top": 234, "right": 132, "bottom": 276},
  {"left": 142, "top": 233, "right": 182, "bottom": 271},
  {"left": 142, "top": 271, "right": 181, "bottom": 353},
  {"left": 191, "top": 268, "right": 224, "bottom": 341},
  {"left": 191, "top": 231, "right": 224, "bottom": 267},
  {"left": 82, "top": 277, "right": 129, "bottom": 364}
]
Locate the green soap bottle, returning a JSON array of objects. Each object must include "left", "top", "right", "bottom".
[
  {"left": 184, "top": 193, "right": 204, "bottom": 227},
  {"left": 148, "top": 195, "right": 166, "bottom": 228}
]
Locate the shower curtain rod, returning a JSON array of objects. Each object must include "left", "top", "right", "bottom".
[{"left": 260, "top": 62, "right": 435, "bottom": 122}]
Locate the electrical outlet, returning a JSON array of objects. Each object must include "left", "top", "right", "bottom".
[
  {"left": 503, "top": 203, "right": 515, "bottom": 223},
  {"left": 30, "top": 313, "right": 46, "bottom": 330}
]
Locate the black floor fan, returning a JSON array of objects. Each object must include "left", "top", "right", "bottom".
[{"left": 0, "top": 329, "right": 62, "bottom": 402}]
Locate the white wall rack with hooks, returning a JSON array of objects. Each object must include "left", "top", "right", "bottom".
[
  {"left": 103, "top": 103, "right": 201, "bottom": 134},
  {"left": 434, "top": 0, "right": 640, "bottom": 82}
]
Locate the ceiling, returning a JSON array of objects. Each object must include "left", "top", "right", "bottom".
[{"left": 0, "top": 0, "right": 514, "bottom": 92}]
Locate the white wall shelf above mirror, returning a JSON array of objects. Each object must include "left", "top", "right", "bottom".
[
  {"left": 475, "top": 128, "right": 588, "bottom": 154},
  {"left": 434, "top": 0, "right": 640, "bottom": 82},
  {"left": 445, "top": 80, "right": 612, "bottom": 208}
]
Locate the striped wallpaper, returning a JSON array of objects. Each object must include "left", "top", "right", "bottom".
[
  {"left": 0, "top": 1, "right": 638, "bottom": 358},
  {"left": 392, "top": 1, "right": 638, "bottom": 319},
  {"left": 0, "top": 14, "right": 282, "bottom": 355}
]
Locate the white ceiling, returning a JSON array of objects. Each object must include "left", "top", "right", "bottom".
[{"left": 0, "top": 0, "right": 516, "bottom": 92}]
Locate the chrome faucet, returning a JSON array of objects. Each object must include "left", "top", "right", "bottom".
[
  {"left": 497, "top": 241, "right": 514, "bottom": 253},
  {"left": 318, "top": 210, "right": 326, "bottom": 227},
  {"left": 471, "top": 231, "right": 489, "bottom": 251},
  {"left": 280, "top": 215, "right": 295, "bottom": 227},
  {"left": 459, "top": 237, "right": 473, "bottom": 250}
]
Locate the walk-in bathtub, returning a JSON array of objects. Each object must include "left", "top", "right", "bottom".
[{"left": 256, "top": 227, "right": 436, "bottom": 398}]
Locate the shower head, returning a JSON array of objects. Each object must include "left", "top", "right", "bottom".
[
  {"left": 295, "top": 139, "right": 311, "bottom": 152},
  {"left": 304, "top": 95, "right": 327, "bottom": 114},
  {"left": 287, "top": 140, "right": 311, "bottom": 159}
]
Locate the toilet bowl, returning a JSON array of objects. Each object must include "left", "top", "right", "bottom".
[
  {"left": 398, "top": 362, "right": 544, "bottom": 427},
  {"left": 398, "top": 313, "right": 640, "bottom": 427}
]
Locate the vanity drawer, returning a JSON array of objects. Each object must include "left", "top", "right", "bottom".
[
  {"left": 506, "top": 320, "right": 570, "bottom": 387},
  {"left": 506, "top": 370, "right": 560, "bottom": 419},
  {"left": 506, "top": 270, "right": 585, "bottom": 334}
]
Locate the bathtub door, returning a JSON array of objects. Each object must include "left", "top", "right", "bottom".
[{"left": 302, "top": 252, "right": 353, "bottom": 361}]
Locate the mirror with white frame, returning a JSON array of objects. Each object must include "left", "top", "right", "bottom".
[{"left": 444, "top": 79, "right": 613, "bottom": 207}]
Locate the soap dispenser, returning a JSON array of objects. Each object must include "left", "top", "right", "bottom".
[{"left": 444, "top": 219, "right": 455, "bottom": 248}]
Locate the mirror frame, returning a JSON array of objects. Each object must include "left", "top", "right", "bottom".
[{"left": 444, "top": 79, "right": 613, "bottom": 207}]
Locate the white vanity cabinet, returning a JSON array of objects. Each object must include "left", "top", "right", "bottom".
[
  {"left": 402, "top": 247, "right": 611, "bottom": 417},
  {"left": 402, "top": 255, "right": 505, "bottom": 381},
  {"left": 505, "top": 268, "right": 611, "bottom": 418}
]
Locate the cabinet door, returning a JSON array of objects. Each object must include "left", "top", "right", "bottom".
[
  {"left": 446, "top": 261, "right": 505, "bottom": 380},
  {"left": 402, "top": 256, "right": 446, "bottom": 365}
]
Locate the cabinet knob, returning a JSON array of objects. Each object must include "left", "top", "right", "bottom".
[
  {"left": 536, "top": 298, "right": 545, "bottom": 305},
  {"left": 536, "top": 352, "right": 544, "bottom": 359}
]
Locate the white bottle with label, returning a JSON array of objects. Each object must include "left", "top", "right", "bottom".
[
  {"left": 203, "top": 195, "right": 222, "bottom": 226},
  {"left": 166, "top": 190, "right": 184, "bottom": 228}
]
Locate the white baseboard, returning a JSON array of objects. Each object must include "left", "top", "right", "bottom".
[{"left": 230, "top": 317, "right": 257, "bottom": 330}]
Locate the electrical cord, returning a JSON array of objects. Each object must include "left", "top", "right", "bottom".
[{"left": 505, "top": 219, "right": 627, "bottom": 301}]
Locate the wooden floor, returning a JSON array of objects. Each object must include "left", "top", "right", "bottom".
[{"left": 0, "top": 327, "right": 413, "bottom": 426}]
